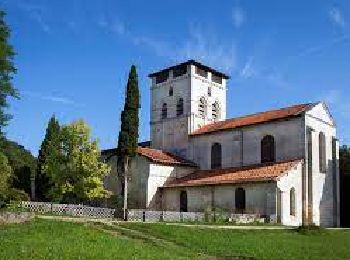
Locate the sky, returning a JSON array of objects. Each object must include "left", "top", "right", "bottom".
[{"left": 1, "top": 0, "right": 350, "bottom": 155}]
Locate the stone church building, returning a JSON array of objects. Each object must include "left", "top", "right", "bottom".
[{"left": 102, "top": 60, "right": 340, "bottom": 227}]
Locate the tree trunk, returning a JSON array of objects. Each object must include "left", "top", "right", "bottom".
[{"left": 123, "top": 156, "right": 129, "bottom": 221}]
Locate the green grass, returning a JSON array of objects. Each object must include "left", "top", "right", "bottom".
[
  {"left": 0, "top": 219, "right": 196, "bottom": 259},
  {"left": 120, "top": 222, "right": 350, "bottom": 260},
  {"left": 1, "top": 218, "right": 350, "bottom": 259}
]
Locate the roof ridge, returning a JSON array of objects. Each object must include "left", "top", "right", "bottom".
[{"left": 191, "top": 102, "right": 317, "bottom": 136}]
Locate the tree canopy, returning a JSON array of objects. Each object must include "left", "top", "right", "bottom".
[
  {"left": 117, "top": 65, "right": 140, "bottom": 160},
  {"left": 36, "top": 115, "right": 61, "bottom": 201},
  {"left": 43, "top": 120, "right": 110, "bottom": 203},
  {"left": 0, "top": 10, "right": 18, "bottom": 135},
  {"left": 0, "top": 138, "right": 36, "bottom": 197}
]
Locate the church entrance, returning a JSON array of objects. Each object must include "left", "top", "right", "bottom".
[{"left": 180, "top": 190, "right": 188, "bottom": 212}]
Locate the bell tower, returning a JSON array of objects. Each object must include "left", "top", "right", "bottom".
[{"left": 149, "top": 60, "right": 229, "bottom": 158}]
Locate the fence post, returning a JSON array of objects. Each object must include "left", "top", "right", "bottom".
[
  {"left": 50, "top": 203, "right": 53, "bottom": 214},
  {"left": 142, "top": 210, "right": 146, "bottom": 222}
]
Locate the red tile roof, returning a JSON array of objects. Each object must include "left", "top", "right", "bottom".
[
  {"left": 137, "top": 147, "right": 197, "bottom": 167},
  {"left": 191, "top": 103, "right": 316, "bottom": 136},
  {"left": 165, "top": 159, "right": 303, "bottom": 187}
]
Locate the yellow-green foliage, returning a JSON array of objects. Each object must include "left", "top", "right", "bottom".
[{"left": 45, "top": 120, "right": 110, "bottom": 202}]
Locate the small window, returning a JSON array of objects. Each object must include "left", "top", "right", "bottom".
[
  {"left": 235, "top": 187, "right": 246, "bottom": 212},
  {"left": 173, "top": 65, "right": 187, "bottom": 78},
  {"left": 208, "top": 87, "right": 212, "bottom": 97},
  {"left": 212, "top": 102, "right": 220, "bottom": 121},
  {"left": 162, "top": 103, "right": 167, "bottom": 119},
  {"left": 212, "top": 73, "right": 222, "bottom": 84},
  {"left": 156, "top": 71, "right": 169, "bottom": 84},
  {"left": 176, "top": 98, "right": 184, "bottom": 116},
  {"left": 180, "top": 190, "right": 188, "bottom": 212},
  {"left": 319, "top": 132, "right": 326, "bottom": 173},
  {"left": 198, "top": 97, "right": 207, "bottom": 118},
  {"left": 290, "top": 188, "right": 296, "bottom": 216},
  {"left": 195, "top": 66, "right": 208, "bottom": 78},
  {"left": 169, "top": 87, "right": 173, "bottom": 96},
  {"left": 261, "top": 135, "right": 275, "bottom": 163},
  {"left": 211, "top": 143, "right": 222, "bottom": 169}
]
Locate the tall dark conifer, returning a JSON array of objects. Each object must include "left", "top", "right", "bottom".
[
  {"left": 0, "top": 10, "right": 18, "bottom": 135},
  {"left": 36, "top": 115, "right": 61, "bottom": 201},
  {"left": 117, "top": 65, "right": 140, "bottom": 219}
]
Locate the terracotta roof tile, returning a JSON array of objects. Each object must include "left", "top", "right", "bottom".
[
  {"left": 165, "top": 159, "right": 303, "bottom": 187},
  {"left": 137, "top": 147, "right": 197, "bottom": 167},
  {"left": 191, "top": 103, "right": 316, "bottom": 136}
]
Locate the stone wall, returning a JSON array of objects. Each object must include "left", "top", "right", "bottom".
[
  {"left": 163, "top": 182, "right": 277, "bottom": 215},
  {"left": 189, "top": 117, "right": 304, "bottom": 170}
]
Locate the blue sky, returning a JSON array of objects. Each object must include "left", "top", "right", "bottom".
[{"left": 1, "top": 0, "right": 350, "bottom": 155}]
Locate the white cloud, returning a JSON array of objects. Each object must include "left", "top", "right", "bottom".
[
  {"left": 174, "top": 26, "right": 236, "bottom": 71},
  {"left": 240, "top": 56, "right": 255, "bottom": 79},
  {"left": 232, "top": 7, "right": 245, "bottom": 28},
  {"left": 329, "top": 7, "right": 345, "bottom": 29},
  {"left": 16, "top": 2, "right": 51, "bottom": 33},
  {"left": 23, "top": 91, "right": 80, "bottom": 106}
]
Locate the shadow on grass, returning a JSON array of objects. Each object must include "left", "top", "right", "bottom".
[{"left": 89, "top": 222, "right": 256, "bottom": 260}]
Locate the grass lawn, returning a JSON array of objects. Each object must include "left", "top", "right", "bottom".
[
  {"left": 1, "top": 218, "right": 350, "bottom": 259},
  {"left": 120, "top": 222, "right": 350, "bottom": 260}
]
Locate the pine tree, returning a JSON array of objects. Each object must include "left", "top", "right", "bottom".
[
  {"left": 117, "top": 65, "right": 140, "bottom": 219},
  {"left": 36, "top": 115, "right": 61, "bottom": 201},
  {"left": 0, "top": 10, "right": 18, "bottom": 135}
]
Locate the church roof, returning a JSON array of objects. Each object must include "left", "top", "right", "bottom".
[
  {"left": 137, "top": 147, "right": 197, "bottom": 167},
  {"left": 148, "top": 59, "right": 230, "bottom": 79},
  {"left": 165, "top": 158, "right": 303, "bottom": 187},
  {"left": 101, "top": 147, "right": 197, "bottom": 167},
  {"left": 191, "top": 103, "right": 317, "bottom": 136}
]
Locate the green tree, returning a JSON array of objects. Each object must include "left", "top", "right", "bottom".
[
  {"left": 0, "top": 10, "right": 18, "bottom": 135},
  {"left": 36, "top": 115, "right": 61, "bottom": 201},
  {"left": 340, "top": 145, "right": 350, "bottom": 175},
  {"left": 0, "top": 152, "right": 12, "bottom": 206},
  {"left": 45, "top": 120, "right": 110, "bottom": 203},
  {"left": 116, "top": 65, "right": 140, "bottom": 219},
  {"left": 0, "top": 138, "right": 36, "bottom": 198}
]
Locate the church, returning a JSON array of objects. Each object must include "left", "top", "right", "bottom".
[{"left": 102, "top": 60, "right": 340, "bottom": 227}]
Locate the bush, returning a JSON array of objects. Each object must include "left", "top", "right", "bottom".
[
  {"left": 6, "top": 188, "right": 30, "bottom": 202},
  {"left": 296, "top": 224, "right": 325, "bottom": 234}
]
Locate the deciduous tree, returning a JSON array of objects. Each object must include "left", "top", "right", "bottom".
[{"left": 45, "top": 120, "right": 110, "bottom": 203}]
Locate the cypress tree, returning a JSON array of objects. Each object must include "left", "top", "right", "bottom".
[
  {"left": 117, "top": 65, "right": 140, "bottom": 219},
  {"left": 36, "top": 115, "right": 61, "bottom": 201},
  {"left": 0, "top": 10, "right": 18, "bottom": 136}
]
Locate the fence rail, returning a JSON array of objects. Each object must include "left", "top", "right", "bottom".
[
  {"left": 21, "top": 201, "right": 116, "bottom": 219},
  {"left": 18, "top": 202, "right": 276, "bottom": 223}
]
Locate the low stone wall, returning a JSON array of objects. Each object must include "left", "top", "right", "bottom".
[
  {"left": 127, "top": 209, "right": 277, "bottom": 224},
  {"left": 0, "top": 212, "right": 34, "bottom": 224}
]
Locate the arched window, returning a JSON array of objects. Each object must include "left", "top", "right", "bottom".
[
  {"left": 235, "top": 187, "right": 246, "bottom": 213},
  {"left": 176, "top": 98, "right": 184, "bottom": 116},
  {"left": 319, "top": 132, "right": 326, "bottom": 173},
  {"left": 290, "top": 187, "right": 296, "bottom": 216},
  {"left": 169, "top": 86, "right": 173, "bottom": 96},
  {"left": 162, "top": 103, "right": 167, "bottom": 119},
  {"left": 261, "top": 135, "right": 275, "bottom": 163},
  {"left": 198, "top": 97, "right": 207, "bottom": 118},
  {"left": 212, "top": 101, "right": 220, "bottom": 121},
  {"left": 180, "top": 190, "right": 187, "bottom": 212},
  {"left": 211, "top": 143, "right": 222, "bottom": 169}
]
